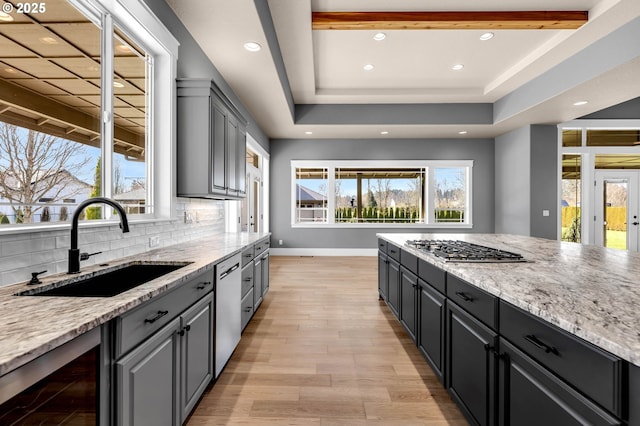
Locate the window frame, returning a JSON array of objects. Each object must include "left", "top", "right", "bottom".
[
  {"left": 291, "top": 160, "right": 473, "bottom": 228},
  {"left": 0, "top": 0, "right": 178, "bottom": 232}
]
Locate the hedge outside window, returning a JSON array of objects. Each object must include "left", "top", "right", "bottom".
[{"left": 291, "top": 160, "right": 473, "bottom": 228}]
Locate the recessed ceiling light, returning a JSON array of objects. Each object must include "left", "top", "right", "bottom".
[
  {"left": 116, "top": 44, "right": 131, "bottom": 53},
  {"left": 305, "top": 131, "right": 313, "bottom": 135},
  {"left": 113, "top": 81, "right": 125, "bottom": 88},
  {"left": 452, "top": 64, "right": 464, "bottom": 71},
  {"left": 573, "top": 100, "right": 588, "bottom": 106},
  {"left": 458, "top": 131, "right": 468, "bottom": 135},
  {"left": 373, "top": 32, "right": 386, "bottom": 41},
  {"left": 40, "top": 37, "right": 59, "bottom": 45},
  {"left": 4, "top": 67, "right": 17, "bottom": 74},
  {"left": 380, "top": 131, "right": 389, "bottom": 135},
  {"left": 243, "top": 42, "right": 262, "bottom": 52},
  {"left": 479, "top": 32, "right": 494, "bottom": 41},
  {"left": 0, "top": 12, "right": 14, "bottom": 22},
  {"left": 363, "top": 64, "right": 375, "bottom": 71}
]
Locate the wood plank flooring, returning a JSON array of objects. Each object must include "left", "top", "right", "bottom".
[{"left": 187, "top": 256, "right": 468, "bottom": 425}]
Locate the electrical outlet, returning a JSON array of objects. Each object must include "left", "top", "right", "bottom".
[
  {"left": 149, "top": 236, "right": 160, "bottom": 248},
  {"left": 184, "top": 211, "right": 194, "bottom": 224},
  {"left": 279, "top": 239, "right": 283, "bottom": 246}
]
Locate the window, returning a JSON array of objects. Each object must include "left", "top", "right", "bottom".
[
  {"left": 291, "top": 160, "right": 472, "bottom": 227},
  {"left": 0, "top": 0, "right": 177, "bottom": 227}
]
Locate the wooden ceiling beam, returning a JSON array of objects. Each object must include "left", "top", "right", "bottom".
[{"left": 311, "top": 11, "right": 588, "bottom": 30}]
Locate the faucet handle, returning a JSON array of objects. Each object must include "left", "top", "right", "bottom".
[
  {"left": 80, "top": 251, "right": 103, "bottom": 261},
  {"left": 29, "top": 270, "right": 47, "bottom": 285}
]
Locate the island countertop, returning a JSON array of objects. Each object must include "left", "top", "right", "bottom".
[
  {"left": 0, "top": 232, "right": 270, "bottom": 377},
  {"left": 377, "top": 233, "right": 640, "bottom": 367}
]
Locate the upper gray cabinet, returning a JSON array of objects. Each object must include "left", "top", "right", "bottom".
[{"left": 177, "top": 79, "right": 247, "bottom": 199}]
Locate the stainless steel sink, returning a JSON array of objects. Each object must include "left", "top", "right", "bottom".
[{"left": 16, "top": 262, "right": 192, "bottom": 297}]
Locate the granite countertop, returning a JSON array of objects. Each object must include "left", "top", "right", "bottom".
[
  {"left": 378, "top": 233, "right": 640, "bottom": 367},
  {"left": 0, "top": 232, "right": 270, "bottom": 377}
]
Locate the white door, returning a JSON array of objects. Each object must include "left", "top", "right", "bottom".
[
  {"left": 594, "top": 170, "right": 640, "bottom": 251},
  {"left": 240, "top": 166, "right": 261, "bottom": 233}
]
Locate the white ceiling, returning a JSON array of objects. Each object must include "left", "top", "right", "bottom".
[{"left": 166, "top": 0, "right": 640, "bottom": 140}]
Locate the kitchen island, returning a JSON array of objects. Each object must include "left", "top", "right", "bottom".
[
  {"left": 0, "top": 231, "right": 269, "bottom": 423},
  {"left": 377, "top": 233, "right": 640, "bottom": 426}
]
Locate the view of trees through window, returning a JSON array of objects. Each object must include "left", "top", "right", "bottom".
[
  {"left": 0, "top": 0, "right": 150, "bottom": 225},
  {"left": 293, "top": 162, "right": 470, "bottom": 226}
]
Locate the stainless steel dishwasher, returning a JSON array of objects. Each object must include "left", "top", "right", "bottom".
[{"left": 215, "top": 252, "right": 241, "bottom": 378}]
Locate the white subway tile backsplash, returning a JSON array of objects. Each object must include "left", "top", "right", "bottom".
[{"left": 0, "top": 200, "right": 226, "bottom": 287}]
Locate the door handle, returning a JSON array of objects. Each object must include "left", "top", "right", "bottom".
[{"left": 632, "top": 222, "right": 639, "bottom": 226}]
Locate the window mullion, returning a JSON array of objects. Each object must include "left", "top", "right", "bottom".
[
  {"left": 101, "top": 12, "right": 114, "bottom": 218},
  {"left": 327, "top": 166, "right": 335, "bottom": 224}
]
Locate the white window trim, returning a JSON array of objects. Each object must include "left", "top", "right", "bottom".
[
  {"left": 291, "top": 159, "right": 473, "bottom": 229},
  {"left": 0, "top": 0, "right": 179, "bottom": 235}
]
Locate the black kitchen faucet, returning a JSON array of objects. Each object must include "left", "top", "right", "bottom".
[{"left": 68, "top": 197, "right": 130, "bottom": 274}]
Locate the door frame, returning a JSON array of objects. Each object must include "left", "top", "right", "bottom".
[{"left": 594, "top": 170, "right": 640, "bottom": 251}]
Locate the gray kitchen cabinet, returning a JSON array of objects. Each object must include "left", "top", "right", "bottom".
[
  {"left": 261, "top": 251, "right": 269, "bottom": 297},
  {"left": 446, "top": 300, "right": 498, "bottom": 426},
  {"left": 378, "top": 250, "right": 388, "bottom": 301},
  {"left": 241, "top": 287, "right": 254, "bottom": 331},
  {"left": 177, "top": 78, "right": 247, "bottom": 199},
  {"left": 115, "top": 268, "right": 215, "bottom": 426},
  {"left": 498, "top": 338, "right": 620, "bottom": 426},
  {"left": 387, "top": 258, "right": 400, "bottom": 318},
  {"left": 253, "top": 255, "right": 263, "bottom": 310},
  {"left": 399, "top": 265, "right": 418, "bottom": 342},
  {"left": 180, "top": 293, "right": 215, "bottom": 421},
  {"left": 418, "top": 278, "right": 446, "bottom": 384},
  {"left": 116, "top": 317, "right": 181, "bottom": 426},
  {"left": 629, "top": 363, "right": 640, "bottom": 426}
]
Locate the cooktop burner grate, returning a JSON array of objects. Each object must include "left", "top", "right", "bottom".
[{"left": 405, "top": 239, "right": 525, "bottom": 263}]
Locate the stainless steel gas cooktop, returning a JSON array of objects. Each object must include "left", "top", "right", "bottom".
[{"left": 405, "top": 240, "right": 526, "bottom": 263}]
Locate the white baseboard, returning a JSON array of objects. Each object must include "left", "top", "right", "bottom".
[{"left": 270, "top": 248, "right": 377, "bottom": 257}]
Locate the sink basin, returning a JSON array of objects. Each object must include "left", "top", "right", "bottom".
[{"left": 16, "top": 262, "right": 192, "bottom": 297}]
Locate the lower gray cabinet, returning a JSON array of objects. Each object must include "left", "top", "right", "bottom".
[
  {"left": 387, "top": 258, "right": 400, "bottom": 317},
  {"left": 253, "top": 256, "right": 263, "bottom": 310},
  {"left": 418, "top": 279, "right": 446, "bottom": 384},
  {"left": 378, "top": 251, "right": 388, "bottom": 301},
  {"left": 116, "top": 292, "right": 214, "bottom": 426},
  {"left": 498, "top": 338, "right": 620, "bottom": 426},
  {"left": 399, "top": 265, "right": 418, "bottom": 342},
  {"left": 447, "top": 301, "right": 497, "bottom": 426},
  {"left": 261, "top": 251, "right": 269, "bottom": 297},
  {"left": 180, "top": 294, "right": 215, "bottom": 420},
  {"left": 241, "top": 288, "right": 254, "bottom": 330},
  {"left": 116, "top": 317, "right": 181, "bottom": 426}
]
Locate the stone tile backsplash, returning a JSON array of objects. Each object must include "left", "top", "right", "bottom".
[{"left": 0, "top": 198, "right": 227, "bottom": 287}]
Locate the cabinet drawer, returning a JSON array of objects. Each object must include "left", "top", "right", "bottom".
[
  {"left": 447, "top": 274, "right": 497, "bottom": 330},
  {"left": 241, "top": 288, "right": 254, "bottom": 331},
  {"left": 378, "top": 239, "right": 388, "bottom": 254},
  {"left": 254, "top": 239, "right": 270, "bottom": 257},
  {"left": 400, "top": 249, "right": 418, "bottom": 275},
  {"left": 499, "top": 300, "right": 623, "bottom": 416},
  {"left": 387, "top": 242, "right": 401, "bottom": 262},
  {"left": 418, "top": 258, "right": 446, "bottom": 294},
  {"left": 241, "top": 263, "right": 254, "bottom": 297},
  {"left": 241, "top": 245, "right": 254, "bottom": 267},
  {"left": 116, "top": 268, "right": 214, "bottom": 358}
]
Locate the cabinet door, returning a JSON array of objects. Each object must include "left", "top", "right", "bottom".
[
  {"left": 400, "top": 266, "right": 418, "bottom": 342},
  {"left": 418, "top": 279, "right": 446, "bottom": 384},
  {"left": 236, "top": 125, "right": 247, "bottom": 195},
  {"left": 387, "top": 258, "right": 400, "bottom": 318},
  {"left": 378, "top": 251, "right": 388, "bottom": 301},
  {"left": 253, "top": 257, "right": 263, "bottom": 310},
  {"left": 447, "top": 302, "right": 497, "bottom": 426},
  {"left": 498, "top": 339, "right": 620, "bottom": 426},
  {"left": 116, "top": 318, "right": 180, "bottom": 426},
  {"left": 227, "top": 114, "right": 238, "bottom": 194},
  {"left": 261, "top": 252, "right": 269, "bottom": 297},
  {"left": 180, "top": 293, "right": 215, "bottom": 421},
  {"left": 211, "top": 98, "right": 227, "bottom": 193}
]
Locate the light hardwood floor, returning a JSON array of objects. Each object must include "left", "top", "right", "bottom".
[{"left": 187, "top": 256, "right": 468, "bottom": 425}]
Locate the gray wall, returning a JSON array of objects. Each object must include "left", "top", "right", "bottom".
[
  {"left": 269, "top": 138, "right": 495, "bottom": 249},
  {"left": 580, "top": 97, "right": 640, "bottom": 119},
  {"left": 142, "top": 0, "right": 270, "bottom": 152},
  {"left": 495, "top": 127, "right": 531, "bottom": 235},
  {"left": 495, "top": 125, "right": 557, "bottom": 239}
]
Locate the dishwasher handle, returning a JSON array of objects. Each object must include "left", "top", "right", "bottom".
[{"left": 219, "top": 262, "right": 240, "bottom": 280}]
